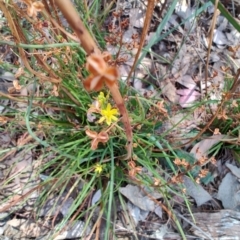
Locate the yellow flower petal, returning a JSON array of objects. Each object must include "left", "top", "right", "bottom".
[
  {"left": 100, "top": 103, "right": 119, "bottom": 125},
  {"left": 110, "top": 109, "right": 118, "bottom": 115},
  {"left": 94, "top": 163, "right": 103, "bottom": 174},
  {"left": 106, "top": 118, "right": 111, "bottom": 126},
  {"left": 98, "top": 116, "right": 105, "bottom": 124}
]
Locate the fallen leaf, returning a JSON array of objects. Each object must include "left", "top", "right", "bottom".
[
  {"left": 127, "top": 201, "right": 149, "bottom": 224},
  {"left": 159, "top": 78, "right": 179, "bottom": 103},
  {"left": 176, "top": 88, "right": 201, "bottom": 108},
  {"left": 119, "top": 184, "right": 162, "bottom": 211},
  {"left": 92, "top": 189, "right": 101, "bottom": 206},
  {"left": 190, "top": 135, "right": 224, "bottom": 160},
  {"left": 129, "top": 8, "right": 145, "bottom": 28},
  {"left": 213, "top": 29, "right": 228, "bottom": 46},
  {"left": 176, "top": 75, "right": 197, "bottom": 90},
  {"left": 53, "top": 220, "right": 90, "bottom": 240},
  {"left": 183, "top": 176, "right": 212, "bottom": 206},
  {"left": 39, "top": 195, "right": 74, "bottom": 217},
  {"left": 7, "top": 219, "right": 48, "bottom": 238},
  {"left": 217, "top": 173, "right": 240, "bottom": 210},
  {"left": 226, "top": 163, "right": 240, "bottom": 179}
]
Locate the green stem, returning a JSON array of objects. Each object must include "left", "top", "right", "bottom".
[{"left": 0, "top": 40, "right": 80, "bottom": 49}]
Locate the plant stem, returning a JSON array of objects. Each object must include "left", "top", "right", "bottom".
[{"left": 0, "top": 40, "right": 81, "bottom": 49}]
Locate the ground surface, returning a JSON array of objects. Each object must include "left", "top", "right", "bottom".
[{"left": 1, "top": 0, "right": 240, "bottom": 239}]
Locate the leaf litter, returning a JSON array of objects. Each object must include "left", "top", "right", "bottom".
[{"left": 1, "top": 0, "right": 240, "bottom": 239}]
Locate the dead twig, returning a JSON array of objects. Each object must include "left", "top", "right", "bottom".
[
  {"left": 205, "top": 0, "right": 219, "bottom": 96},
  {"left": 126, "top": 0, "right": 156, "bottom": 86}
]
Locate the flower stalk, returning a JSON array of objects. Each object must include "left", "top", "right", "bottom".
[{"left": 54, "top": 0, "right": 100, "bottom": 55}]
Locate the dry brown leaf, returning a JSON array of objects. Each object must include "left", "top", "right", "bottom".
[{"left": 159, "top": 78, "right": 179, "bottom": 103}]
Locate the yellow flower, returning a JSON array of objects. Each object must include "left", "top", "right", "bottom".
[
  {"left": 94, "top": 163, "right": 103, "bottom": 174},
  {"left": 99, "top": 103, "right": 119, "bottom": 125}
]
